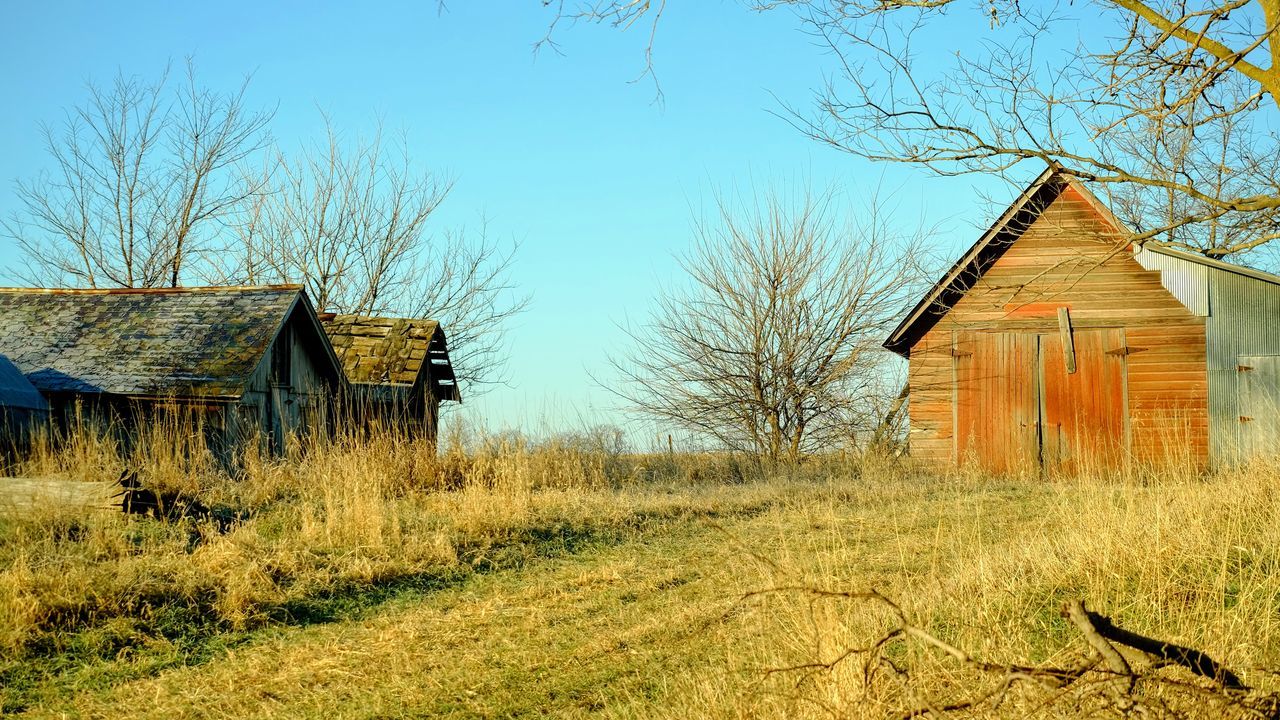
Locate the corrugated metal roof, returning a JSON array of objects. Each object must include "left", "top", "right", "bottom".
[
  {"left": 1133, "top": 244, "right": 1211, "bottom": 316},
  {"left": 0, "top": 285, "right": 304, "bottom": 398},
  {"left": 0, "top": 353, "right": 47, "bottom": 411},
  {"left": 320, "top": 313, "right": 461, "bottom": 402},
  {"left": 1139, "top": 243, "right": 1280, "bottom": 287}
]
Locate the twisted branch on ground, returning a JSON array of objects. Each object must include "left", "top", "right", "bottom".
[{"left": 746, "top": 587, "right": 1280, "bottom": 716}]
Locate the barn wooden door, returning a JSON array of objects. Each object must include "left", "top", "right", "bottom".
[
  {"left": 953, "top": 331, "right": 1040, "bottom": 473},
  {"left": 954, "top": 328, "right": 1128, "bottom": 473},
  {"left": 1237, "top": 355, "right": 1280, "bottom": 459},
  {"left": 1039, "top": 328, "right": 1128, "bottom": 473}
]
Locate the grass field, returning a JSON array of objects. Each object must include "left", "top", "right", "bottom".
[{"left": 4, "top": 431, "right": 1280, "bottom": 718}]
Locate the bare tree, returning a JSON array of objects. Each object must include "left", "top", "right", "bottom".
[
  {"left": 4, "top": 61, "right": 272, "bottom": 287},
  {"left": 402, "top": 223, "right": 527, "bottom": 393},
  {"left": 207, "top": 119, "right": 527, "bottom": 392},
  {"left": 545, "top": 1, "right": 1280, "bottom": 262},
  {"left": 609, "top": 187, "right": 927, "bottom": 464}
]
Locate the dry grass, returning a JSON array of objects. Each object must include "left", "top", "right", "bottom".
[
  {"left": 695, "top": 462, "right": 1280, "bottom": 718},
  {"left": 0, "top": 421, "right": 777, "bottom": 714},
  {"left": 4, "top": 424, "right": 1280, "bottom": 717}
]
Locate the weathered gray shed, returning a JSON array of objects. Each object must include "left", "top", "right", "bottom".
[
  {"left": 0, "top": 285, "right": 346, "bottom": 454},
  {"left": 1134, "top": 243, "right": 1280, "bottom": 464}
]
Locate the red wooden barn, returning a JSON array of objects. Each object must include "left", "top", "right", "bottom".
[{"left": 884, "top": 167, "right": 1280, "bottom": 473}]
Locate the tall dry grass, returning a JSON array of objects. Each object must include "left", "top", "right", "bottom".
[
  {"left": 8, "top": 413, "right": 1280, "bottom": 717},
  {"left": 0, "top": 419, "right": 770, "bottom": 671}
]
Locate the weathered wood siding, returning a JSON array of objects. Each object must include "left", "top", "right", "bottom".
[
  {"left": 952, "top": 331, "right": 1039, "bottom": 473},
  {"left": 906, "top": 327, "right": 953, "bottom": 463},
  {"left": 1040, "top": 327, "right": 1128, "bottom": 471},
  {"left": 343, "top": 383, "right": 441, "bottom": 445},
  {"left": 231, "top": 304, "right": 336, "bottom": 451},
  {"left": 907, "top": 185, "right": 1209, "bottom": 468}
]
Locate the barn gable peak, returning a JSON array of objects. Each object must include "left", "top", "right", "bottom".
[{"left": 882, "top": 167, "right": 1129, "bottom": 357}]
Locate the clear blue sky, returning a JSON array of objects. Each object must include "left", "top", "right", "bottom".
[{"left": 0, "top": 2, "right": 1034, "bottom": 438}]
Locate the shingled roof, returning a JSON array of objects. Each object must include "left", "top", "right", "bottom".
[
  {"left": 0, "top": 285, "right": 310, "bottom": 399},
  {"left": 320, "top": 314, "right": 461, "bottom": 402}
]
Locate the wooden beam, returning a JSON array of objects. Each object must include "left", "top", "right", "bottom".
[{"left": 1057, "top": 307, "right": 1076, "bottom": 374}]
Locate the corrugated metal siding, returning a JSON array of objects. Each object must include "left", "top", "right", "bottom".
[
  {"left": 1130, "top": 246, "right": 1280, "bottom": 465},
  {"left": 1134, "top": 246, "right": 1210, "bottom": 316},
  {"left": 1206, "top": 270, "right": 1280, "bottom": 463},
  {"left": 1237, "top": 355, "right": 1280, "bottom": 457}
]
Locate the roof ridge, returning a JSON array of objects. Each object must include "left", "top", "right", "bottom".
[
  {"left": 880, "top": 166, "right": 1140, "bottom": 357},
  {"left": 319, "top": 312, "right": 441, "bottom": 324},
  {"left": 0, "top": 284, "right": 305, "bottom": 295},
  {"left": 881, "top": 166, "right": 1065, "bottom": 356}
]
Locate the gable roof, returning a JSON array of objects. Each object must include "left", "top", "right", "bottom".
[
  {"left": 319, "top": 313, "right": 461, "bottom": 402},
  {"left": 883, "top": 167, "right": 1131, "bottom": 357},
  {"left": 0, "top": 285, "right": 315, "bottom": 399},
  {"left": 0, "top": 353, "right": 47, "bottom": 412}
]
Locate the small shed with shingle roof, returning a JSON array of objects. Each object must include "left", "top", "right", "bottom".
[
  {"left": 319, "top": 313, "right": 460, "bottom": 443},
  {"left": 0, "top": 285, "right": 345, "bottom": 454}
]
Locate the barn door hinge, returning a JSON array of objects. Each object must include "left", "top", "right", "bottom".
[
  {"left": 1106, "top": 346, "right": 1147, "bottom": 356},
  {"left": 1238, "top": 364, "right": 1255, "bottom": 372},
  {"left": 951, "top": 348, "right": 973, "bottom": 358},
  {"left": 1241, "top": 416, "right": 1255, "bottom": 423}
]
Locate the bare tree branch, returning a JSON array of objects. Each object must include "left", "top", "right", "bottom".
[
  {"left": 3, "top": 62, "right": 273, "bottom": 287},
  {"left": 206, "top": 116, "right": 528, "bottom": 392},
  {"left": 547, "top": 1, "right": 1280, "bottom": 262}
]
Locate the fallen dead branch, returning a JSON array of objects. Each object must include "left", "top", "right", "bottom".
[
  {"left": 1065, "top": 599, "right": 1247, "bottom": 692},
  {"left": 746, "top": 588, "right": 1280, "bottom": 718}
]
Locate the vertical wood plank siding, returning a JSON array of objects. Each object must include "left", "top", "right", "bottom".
[
  {"left": 907, "top": 185, "right": 1209, "bottom": 467},
  {"left": 1040, "top": 328, "right": 1127, "bottom": 471},
  {"left": 230, "top": 304, "right": 337, "bottom": 450},
  {"left": 953, "top": 331, "right": 1039, "bottom": 473}
]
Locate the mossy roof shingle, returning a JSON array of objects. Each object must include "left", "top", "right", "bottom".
[
  {"left": 0, "top": 285, "right": 302, "bottom": 398},
  {"left": 320, "top": 314, "right": 460, "bottom": 401}
]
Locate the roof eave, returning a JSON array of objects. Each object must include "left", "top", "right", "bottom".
[
  {"left": 881, "top": 167, "right": 1138, "bottom": 358},
  {"left": 882, "top": 166, "right": 1062, "bottom": 357}
]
